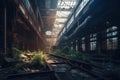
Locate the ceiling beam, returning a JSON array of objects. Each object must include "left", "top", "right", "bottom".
[
  {"left": 55, "top": 22, "right": 65, "bottom": 24},
  {"left": 56, "top": 16, "right": 68, "bottom": 18},
  {"left": 40, "top": 8, "right": 73, "bottom": 11},
  {"left": 41, "top": 16, "right": 68, "bottom": 19}
]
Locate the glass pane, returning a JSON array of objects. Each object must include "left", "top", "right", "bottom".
[
  {"left": 90, "top": 41, "right": 96, "bottom": 50},
  {"left": 107, "top": 31, "right": 117, "bottom": 37},
  {"left": 82, "top": 44, "right": 85, "bottom": 51},
  {"left": 107, "top": 37, "right": 118, "bottom": 50},
  {"left": 107, "top": 26, "right": 117, "bottom": 32}
]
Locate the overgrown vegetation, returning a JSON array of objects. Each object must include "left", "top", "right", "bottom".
[
  {"left": 0, "top": 48, "right": 47, "bottom": 76},
  {"left": 52, "top": 45, "right": 89, "bottom": 61},
  {"left": 31, "top": 51, "right": 45, "bottom": 67},
  {"left": 9, "top": 48, "right": 46, "bottom": 72},
  {"left": 12, "top": 48, "right": 46, "bottom": 65},
  {"left": 12, "top": 48, "right": 23, "bottom": 60}
]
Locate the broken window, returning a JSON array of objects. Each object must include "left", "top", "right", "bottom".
[
  {"left": 81, "top": 37, "right": 85, "bottom": 51},
  {"left": 106, "top": 26, "right": 118, "bottom": 50},
  {"left": 90, "top": 33, "right": 97, "bottom": 51}
]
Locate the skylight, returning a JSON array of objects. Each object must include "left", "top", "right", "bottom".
[
  {"left": 56, "top": 18, "right": 67, "bottom": 23},
  {"left": 48, "top": 0, "right": 78, "bottom": 45},
  {"left": 53, "top": 0, "right": 78, "bottom": 37}
]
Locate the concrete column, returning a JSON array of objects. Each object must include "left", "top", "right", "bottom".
[{"left": 97, "top": 32, "right": 102, "bottom": 54}]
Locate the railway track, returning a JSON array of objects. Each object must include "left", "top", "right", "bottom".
[
  {"left": 45, "top": 54, "right": 107, "bottom": 80},
  {"left": 5, "top": 53, "right": 119, "bottom": 80}
]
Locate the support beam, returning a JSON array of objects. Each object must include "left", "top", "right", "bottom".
[
  {"left": 40, "top": 8, "right": 73, "bottom": 11},
  {"left": 4, "top": 5, "right": 7, "bottom": 56},
  {"left": 42, "top": 16, "right": 68, "bottom": 19}
]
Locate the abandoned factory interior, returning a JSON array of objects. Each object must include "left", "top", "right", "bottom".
[{"left": 0, "top": 0, "right": 120, "bottom": 80}]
